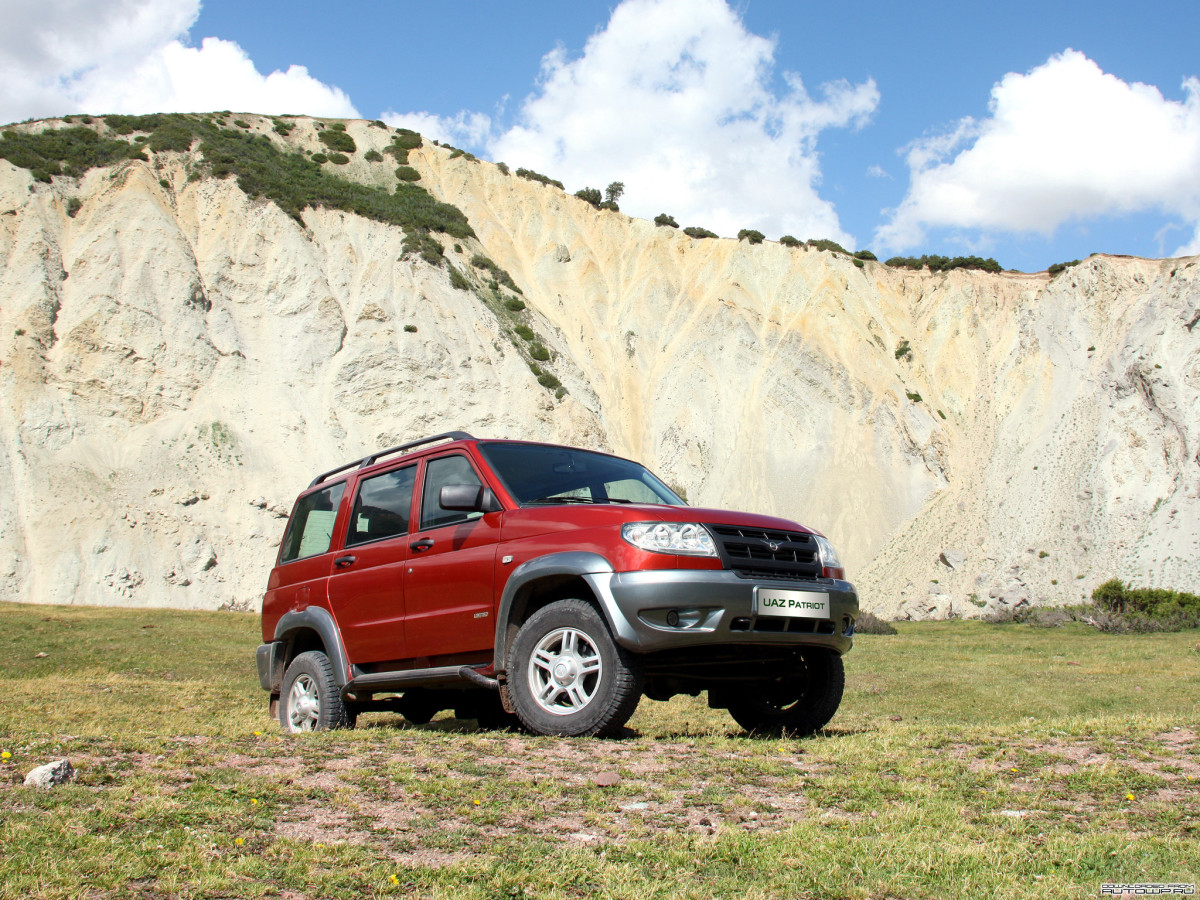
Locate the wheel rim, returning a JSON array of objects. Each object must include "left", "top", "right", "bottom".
[
  {"left": 287, "top": 673, "right": 321, "bottom": 731},
  {"left": 527, "top": 626, "right": 603, "bottom": 716}
]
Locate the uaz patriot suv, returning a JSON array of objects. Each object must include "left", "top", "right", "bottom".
[{"left": 256, "top": 433, "right": 859, "bottom": 737}]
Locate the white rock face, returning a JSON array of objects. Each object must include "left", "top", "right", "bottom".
[{"left": 1, "top": 118, "right": 1198, "bottom": 618}]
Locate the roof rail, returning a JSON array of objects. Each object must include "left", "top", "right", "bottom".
[{"left": 307, "top": 431, "right": 476, "bottom": 488}]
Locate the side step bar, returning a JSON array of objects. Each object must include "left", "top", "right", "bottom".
[{"left": 341, "top": 664, "right": 498, "bottom": 698}]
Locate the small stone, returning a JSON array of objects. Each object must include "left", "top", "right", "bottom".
[
  {"left": 619, "top": 801, "right": 648, "bottom": 811},
  {"left": 938, "top": 549, "right": 966, "bottom": 570},
  {"left": 24, "top": 759, "right": 75, "bottom": 788},
  {"left": 34, "top": 652, "right": 48, "bottom": 659},
  {"left": 593, "top": 770, "right": 621, "bottom": 787}
]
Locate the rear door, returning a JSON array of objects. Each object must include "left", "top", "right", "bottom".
[
  {"left": 403, "top": 452, "right": 502, "bottom": 660},
  {"left": 325, "top": 463, "right": 417, "bottom": 665},
  {"left": 264, "top": 481, "right": 348, "bottom": 643}
]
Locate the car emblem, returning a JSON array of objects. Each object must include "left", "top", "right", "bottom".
[{"left": 767, "top": 541, "right": 780, "bottom": 552}]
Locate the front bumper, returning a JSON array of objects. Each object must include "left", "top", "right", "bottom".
[{"left": 584, "top": 569, "right": 859, "bottom": 655}]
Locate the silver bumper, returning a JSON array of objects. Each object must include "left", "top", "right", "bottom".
[{"left": 584, "top": 569, "right": 859, "bottom": 656}]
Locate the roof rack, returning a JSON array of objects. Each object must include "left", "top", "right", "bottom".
[{"left": 307, "top": 431, "right": 476, "bottom": 488}]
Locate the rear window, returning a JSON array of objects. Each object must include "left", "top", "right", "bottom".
[{"left": 279, "top": 482, "right": 346, "bottom": 563}]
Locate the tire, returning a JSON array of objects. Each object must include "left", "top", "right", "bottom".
[
  {"left": 508, "top": 599, "right": 643, "bottom": 737},
  {"left": 279, "top": 650, "right": 356, "bottom": 733},
  {"left": 725, "top": 649, "right": 845, "bottom": 737}
]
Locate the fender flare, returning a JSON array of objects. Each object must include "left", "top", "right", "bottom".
[
  {"left": 273, "top": 606, "right": 352, "bottom": 689},
  {"left": 494, "top": 551, "right": 636, "bottom": 674}
]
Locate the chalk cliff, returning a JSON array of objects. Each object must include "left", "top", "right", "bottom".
[{"left": 1, "top": 115, "right": 1197, "bottom": 617}]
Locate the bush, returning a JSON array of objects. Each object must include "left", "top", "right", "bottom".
[
  {"left": 403, "top": 324, "right": 418, "bottom": 333},
  {"left": 537, "top": 373, "right": 562, "bottom": 390},
  {"left": 0, "top": 126, "right": 147, "bottom": 179},
  {"left": 319, "top": 129, "right": 356, "bottom": 154},
  {"left": 4, "top": 115, "right": 474, "bottom": 246},
  {"left": 895, "top": 339, "right": 911, "bottom": 360},
  {"left": 574, "top": 187, "right": 602, "bottom": 208},
  {"left": 906, "top": 391, "right": 923, "bottom": 403},
  {"left": 598, "top": 200, "right": 619, "bottom": 211},
  {"left": 854, "top": 611, "right": 898, "bottom": 635},
  {"left": 529, "top": 343, "right": 550, "bottom": 361},
  {"left": 514, "top": 324, "right": 535, "bottom": 341},
  {"left": 394, "top": 165, "right": 420, "bottom": 182},
  {"left": 854, "top": 250, "right": 877, "bottom": 261},
  {"left": 326, "top": 152, "right": 349, "bottom": 165},
  {"left": 778, "top": 235, "right": 801, "bottom": 247},
  {"left": 515, "top": 168, "right": 564, "bottom": 190},
  {"left": 504, "top": 298, "right": 526, "bottom": 312},
  {"left": 884, "top": 254, "right": 1002, "bottom": 274},
  {"left": 807, "top": 238, "right": 849, "bottom": 254},
  {"left": 470, "top": 254, "right": 520, "bottom": 292},
  {"left": 1092, "top": 579, "right": 1200, "bottom": 619},
  {"left": 66, "top": 197, "right": 82, "bottom": 218},
  {"left": 496, "top": 161, "right": 510, "bottom": 175},
  {"left": 737, "top": 229, "right": 765, "bottom": 244},
  {"left": 447, "top": 265, "right": 469, "bottom": 289},
  {"left": 654, "top": 213, "right": 679, "bottom": 228},
  {"left": 233, "top": 120, "right": 251, "bottom": 129},
  {"left": 364, "top": 149, "right": 383, "bottom": 162},
  {"left": 311, "top": 153, "right": 328, "bottom": 164},
  {"left": 1048, "top": 259, "right": 1081, "bottom": 277},
  {"left": 402, "top": 232, "right": 445, "bottom": 267},
  {"left": 683, "top": 226, "right": 717, "bottom": 239}
]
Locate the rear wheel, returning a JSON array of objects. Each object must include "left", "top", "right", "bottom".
[
  {"left": 725, "top": 650, "right": 845, "bottom": 737},
  {"left": 279, "top": 650, "right": 356, "bottom": 733},
  {"left": 508, "top": 599, "right": 643, "bottom": 737}
]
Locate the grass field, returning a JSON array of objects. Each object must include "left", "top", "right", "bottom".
[{"left": 0, "top": 601, "right": 1196, "bottom": 899}]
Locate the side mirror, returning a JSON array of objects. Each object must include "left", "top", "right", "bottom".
[{"left": 439, "top": 484, "right": 502, "bottom": 513}]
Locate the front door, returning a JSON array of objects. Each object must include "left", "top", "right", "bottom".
[
  {"left": 326, "top": 464, "right": 417, "bottom": 666},
  {"left": 404, "top": 453, "right": 502, "bottom": 661}
]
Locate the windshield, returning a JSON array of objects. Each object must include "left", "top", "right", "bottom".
[{"left": 477, "top": 442, "right": 684, "bottom": 507}]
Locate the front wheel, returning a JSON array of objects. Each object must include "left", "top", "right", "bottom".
[
  {"left": 725, "top": 650, "right": 845, "bottom": 737},
  {"left": 279, "top": 650, "right": 356, "bottom": 733},
  {"left": 508, "top": 599, "right": 643, "bottom": 737}
]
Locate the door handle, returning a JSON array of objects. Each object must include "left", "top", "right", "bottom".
[
  {"left": 334, "top": 555, "right": 357, "bottom": 568},
  {"left": 410, "top": 538, "right": 434, "bottom": 552}
]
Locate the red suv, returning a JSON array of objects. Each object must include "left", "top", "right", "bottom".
[{"left": 257, "top": 433, "right": 859, "bottom": 737}]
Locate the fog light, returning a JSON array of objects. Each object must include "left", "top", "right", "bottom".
[{"left": 666, "top": 610, "right": 680, "bottom": 627}]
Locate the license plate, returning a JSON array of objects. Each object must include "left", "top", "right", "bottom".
[{"left": 755, "top": 588, "right": 829, "bottom": 618}]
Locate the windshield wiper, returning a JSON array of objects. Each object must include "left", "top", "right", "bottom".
[{"left": 526, "top": 496, "right": 637, "bottom": 505}]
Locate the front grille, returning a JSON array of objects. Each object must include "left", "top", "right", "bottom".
[{"left": 708, "top": 524, "right": 823, "bottom": 580}]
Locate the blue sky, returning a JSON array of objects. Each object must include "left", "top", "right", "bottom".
[{"left": 4, "top": 0, "right": 1199, "bottom": 272}]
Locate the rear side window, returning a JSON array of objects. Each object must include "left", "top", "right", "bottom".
[
  {"left": 279, "top": 482, "right": 346, "bottom": 563},
  {"left": 346, "top": 466, "right": 416, "bottom": 546},
  {"left": 420, "top": 455, "right": 484, "bottom": 530}
]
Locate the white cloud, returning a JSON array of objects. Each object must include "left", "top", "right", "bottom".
[
  {"left": 878, "top": 50, "right": 1200, "bottom": 256},
  {"left": 381, "top": 109, "right": 492, "bottom": 147},
  {"left": 0, "top": 0, "right": 357, "bottom": 124},
  {"left": 486, "top": 0, "right": 878, "bottom": 243}
]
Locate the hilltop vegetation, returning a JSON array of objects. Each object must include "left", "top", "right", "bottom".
[{"left": 0, "top": 113, "right": 473, "bottom": 241}]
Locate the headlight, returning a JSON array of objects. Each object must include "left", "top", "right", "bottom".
[
  {"left": 814, "top": 535, "right": 845, "bottom": 578},
  {"left": 621, "top": 522, "right": 717, "bottom": 557}
]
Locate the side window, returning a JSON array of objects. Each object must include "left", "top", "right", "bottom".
[
  {"left": 280, "top": 482, "right": 346, "bottom": 563},
  {"left": 420, "top": 455, "right": 484, "bottom": 530},
  {"left": 346, "top": 465, "right": 416, "bottom": 547}
]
